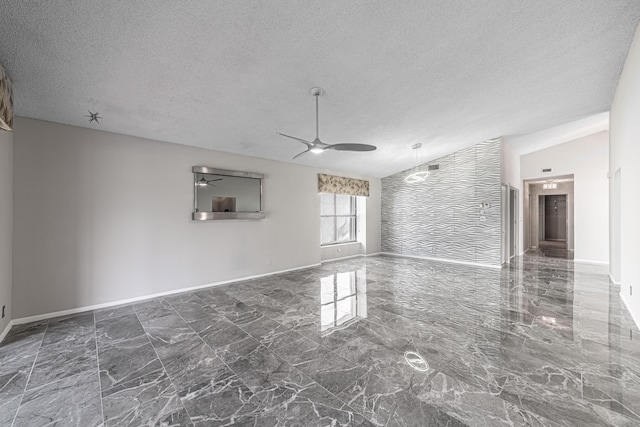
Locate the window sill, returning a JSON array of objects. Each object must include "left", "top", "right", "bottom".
[{"left": 321, "top": 241, "right": 358, "bottom": 248}]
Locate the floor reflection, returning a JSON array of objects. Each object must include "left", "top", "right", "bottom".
[
  {"left": 320, "top": 269, "right": 367, "bottom": 333},
  {"left": 4, "top": 252, "right": 640, "bottom": 426}
]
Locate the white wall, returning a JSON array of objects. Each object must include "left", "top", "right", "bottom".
[
  {"left": 610, "top": 21, "right": 640, "bottom": 327},
  {"left": 501, "top": 140, "right": 523, "bottom": 255},
  {"left": 520, "top": 131, "right": 609, "bottom": 264},
  {"left": 0, "top": 129, "right": 12, "bottom": 336},
  {"left": 12, "top": 118, "right": 381, "bottom": 319}
]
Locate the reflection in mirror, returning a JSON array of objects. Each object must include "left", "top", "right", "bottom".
[
  {"left": 320, "top": 269, "right": 367, "bottom": 334},
  {"left": 192, "top": 166, "right": 264, "bottom": 220},
  {"left": 195, "top": 173, "right": 261, "bottom": 212}
]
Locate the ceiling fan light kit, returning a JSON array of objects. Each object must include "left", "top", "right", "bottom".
[
  {"left": 196, "top": 173, "right": 222, "bottom": 187},
  {"left": 277, "top": 87, "right": 377, "bottom": 159}
]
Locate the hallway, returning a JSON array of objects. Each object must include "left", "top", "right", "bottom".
[{"left": 1, "top": 253, "right": 638, "bottom": 426}]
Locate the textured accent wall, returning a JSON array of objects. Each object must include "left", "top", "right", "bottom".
[{"left": 381, "top": 140, "right": 501, "bottom": 266}]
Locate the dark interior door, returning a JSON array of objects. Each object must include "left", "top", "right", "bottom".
[{"left": 544, "top": 195, "right": 567, "bottom": 241}]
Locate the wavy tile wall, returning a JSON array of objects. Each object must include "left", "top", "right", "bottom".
[{"left": 381, "top": 140, "right": 501, "bottom": 266}]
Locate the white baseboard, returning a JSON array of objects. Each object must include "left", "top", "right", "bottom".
[
  {"left": 11, "top": 262, "right": 321, "bottom": 326},
  {"left": 574, "top": 259, "right": 609, "bottom": 266},
  {"left": 321, "top": 253, "right": 363, "bottom": 263},
  {"left": 620, "top": 291, "right": 640, "bottom": 330},
  {"left": 0, "top": 320, "right": 13, "bottom": 343},
  {"left": 609, "top": 273, "right": 622, "bottom": 286},
  {"left": 379, "top": 252, "right": 501, "bottom": 270},
  {"left": 320, "top": 251, "right": 383, "bottom": 264}
]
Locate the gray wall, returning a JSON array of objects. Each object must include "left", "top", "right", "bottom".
[
  {"left": 0, "top": 129, "right": 12, "bottom": 334},
  {"left": 11, "top": 118, "right": 381, "bottom": 319},
  {"left": 381, "top": 140, "right": 501, "bottom": 266}
]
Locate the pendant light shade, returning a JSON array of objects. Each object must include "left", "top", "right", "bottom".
[{"left": 404, "top": 143, "right": 429, "bottom": 184}]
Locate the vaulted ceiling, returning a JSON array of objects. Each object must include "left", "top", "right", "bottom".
[{"left": 1, "top": 1, "right": 639, "bottom": 177}]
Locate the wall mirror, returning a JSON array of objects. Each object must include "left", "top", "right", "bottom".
[{"left": 192, "top": 166, "right": 265, "bottom": 220}]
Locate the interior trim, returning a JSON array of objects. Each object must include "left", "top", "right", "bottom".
[
  {"left": 609, "top": 273, "right": 622, "bottom": 286},
  {"left": 620, "top": 291, "right": 640, "bottom": 330},
  {"left": 379, "top": 252, "right": 501, "bottom": 270},
  {"left": 11, "top": 262, "right": 321, "bottom": 326},
  {"left": 0, "top": 320, "right": 13, "bottom": 343},
  {"left": 573, "top": 259, "right": 609, "bottom": 266}
]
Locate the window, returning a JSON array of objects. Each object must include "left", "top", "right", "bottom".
[{"left": 320, "top": 193, "right": 356, "bottom": 245}]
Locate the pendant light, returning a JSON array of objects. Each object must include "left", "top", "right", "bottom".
[{"left": 404, "top": 143, "right": 430, "bottom": 184}]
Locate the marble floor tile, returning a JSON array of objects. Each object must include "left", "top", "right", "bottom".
[
  {"left": 3, "top": 252, "right": 640, "bottom": 426},
  {"left": 96, "top": 312, "right": 146, "bottom": 343},
  {"left": 286, "top": 344, "right": 368, "bottom": 395},
  {"left": 338, "top": 372, "right": 403, "bottom": 426},
  {"left": 155, "top": 335, "right": 227, "bottom": 394},
  {"left": 240, "top": 317, "right": 307, "bottom": 351},
  {"left": 0, "top": 325, "right": 44, "bottom": 368},
  {"left": 166, "top": 292, "right": 218, "bottom": 323},
  {"left": 132, "top": 298, "right": 175, "bottom": 322},
  {"left": 14, "top": 370, "right": 103, "bottom": 427},
  {"left": 387, "top": 389, "right": 467, "bottom": 427},
  {"left": 189, "top": 313, "right": 250, "bottom": 353},
  {"left": 193, "top": 289, "right": 243, "bottom": 312},
  {"left": 102, "top": 369, "right": 189, "bottom": 427},
  {"left": 27, "top": 334, "right": 98, "bottom": 390},
  {"left": 98, "top": 332, "right": 164, "bottom": 392},
  {"left": 227, "top": 343, "right": 317, "bottom": 397},
  {"left": 0, "top": 353, "right": 35, "bottom": 425},
  {"left": 246, "top": 401, "right": 376, "bottom": 427},
  {"left": 40, "top": 313, "right": 95, "bottom": 347},
  {"left": 94, "top": 304, "right": 136, "bottom": 323},
  {"left": 140, "top": 312, "right": 197, "bottom": 348},
  {"left": 178, "top": 365, "right": 262, "bottom": 426}
]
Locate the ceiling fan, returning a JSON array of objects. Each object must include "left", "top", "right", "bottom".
[
  {"left": 278, "top": 87, "right": 377, "bottom": 159},
  {"left": 196, "top": 174, "right": 223, "bottom": 187}
]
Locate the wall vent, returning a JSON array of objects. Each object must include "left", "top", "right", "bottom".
[
  {"left": 428, "top": 164, "right": 440, "bottom": 171},
  {"left": 542, "top": 168, "right": 552, "bottom": 173}
]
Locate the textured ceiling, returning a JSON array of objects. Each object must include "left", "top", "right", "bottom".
[{"left": 1, "top": 1, "right": 639, "bottom": 178}]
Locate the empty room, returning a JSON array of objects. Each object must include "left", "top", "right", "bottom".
[{"left": 2, "top": 1, "right": 640, "bottom": 426}]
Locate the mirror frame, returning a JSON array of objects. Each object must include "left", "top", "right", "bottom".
[{"left": 192, "top": 166, "right": 265, "bottom": 221}]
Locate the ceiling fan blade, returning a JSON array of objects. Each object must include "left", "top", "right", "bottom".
[
  {"left": 292, "top": 148, "right": 311, "bottom": 159},
  {"left": 327, "top": 143, "right": 377, "bottom": 152},
  {"left": 277, "top": 133, "right": 312, "bottom": 148},
  {"left": 207, "top": 178, "right": 223, "bottom": 182}
]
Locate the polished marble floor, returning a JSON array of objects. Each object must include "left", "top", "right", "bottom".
[{"left": 1, "top": 253, "right": 639, "bottom": 426}]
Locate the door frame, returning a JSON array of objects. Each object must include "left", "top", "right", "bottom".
[
  {"left": 501, "top": 184, "right": 509, "bottom": 264},
  {"left": 509, "top": 186, "right": 519, "bottom": 259}
]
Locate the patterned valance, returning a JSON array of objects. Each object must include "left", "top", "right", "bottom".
[
  {"left": 318, "top": 174, "right": 369, "bottom": 197},
  {"left": 0, "top": 64, "right": 13, "bottom": 132}
]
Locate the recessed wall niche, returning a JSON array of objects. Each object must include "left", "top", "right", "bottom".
[{"left": 192, "top": 166, "right": 265, "bottom": 220}]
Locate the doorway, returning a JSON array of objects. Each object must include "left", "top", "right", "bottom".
[
  {"left": 540, "top": 194, "right": 567, "bottom": 245},
  {"left": 501, "top": 185, "right": 519, "bottom": 264},
  {"left": 509, "top": 187, "right": 518, "bottom": 259},
  {"left": 523, "top": 175, "right": 574, "bottom": 259}
]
